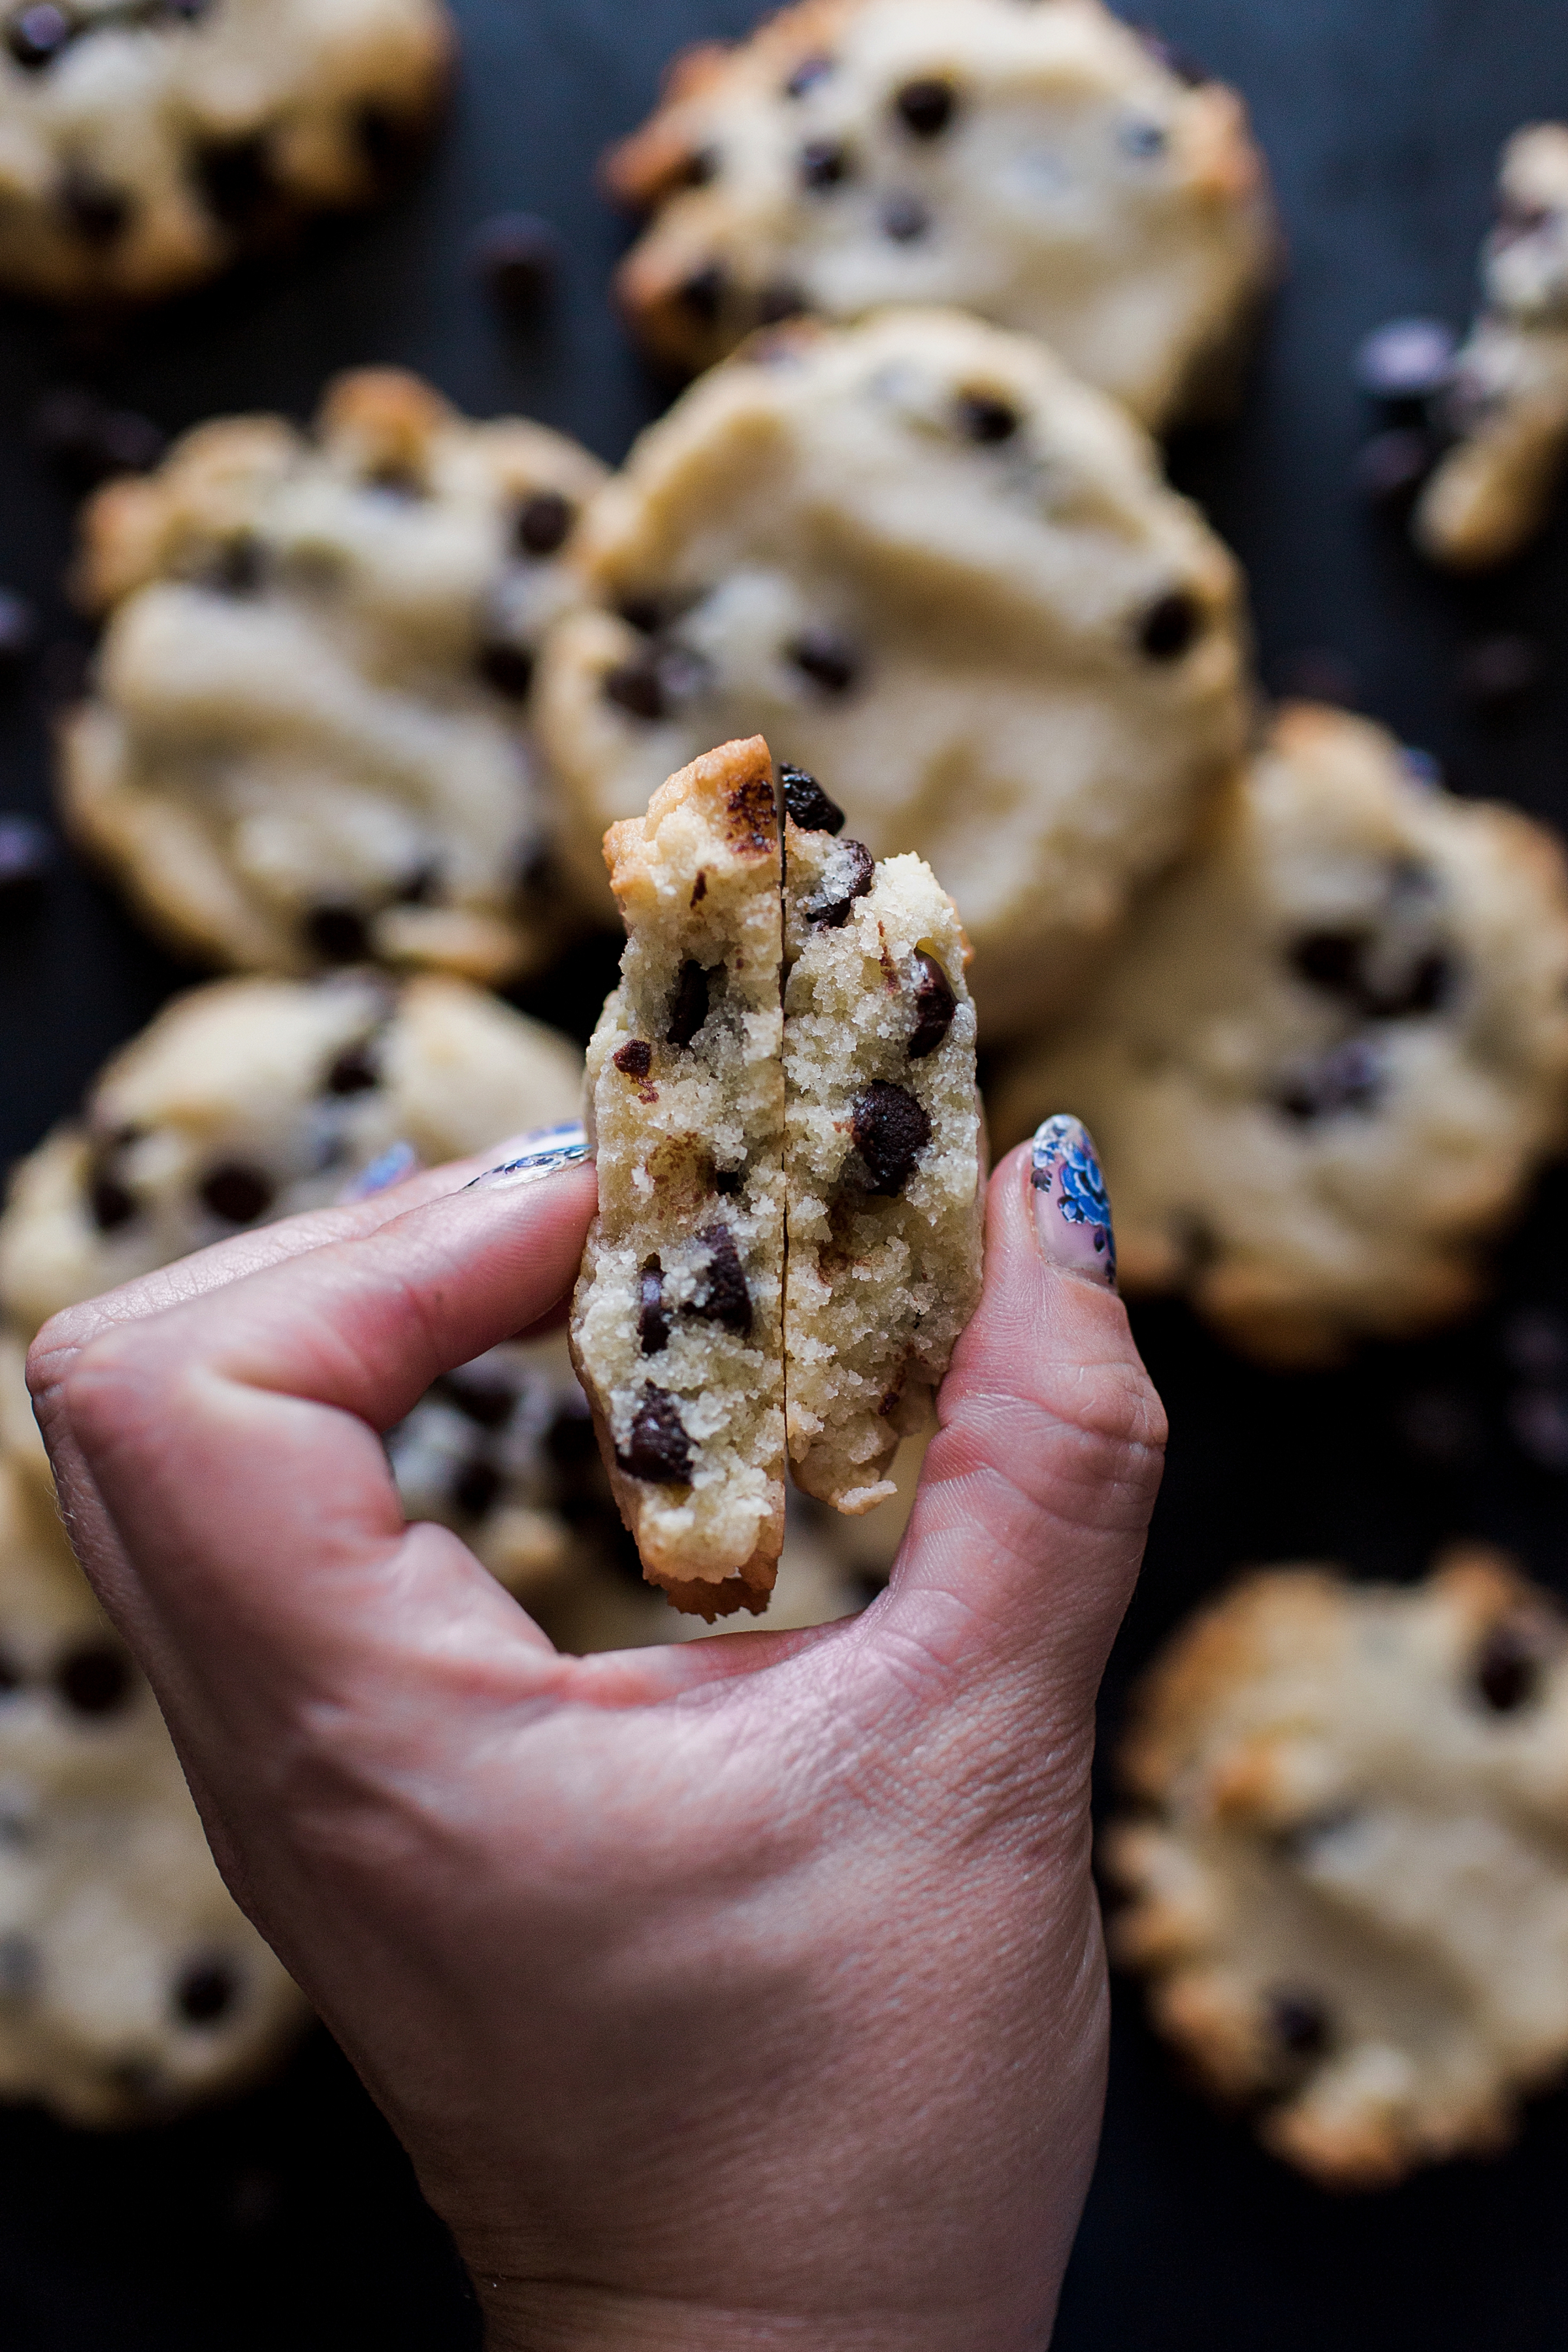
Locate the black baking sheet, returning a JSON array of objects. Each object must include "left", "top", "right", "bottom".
[{"left": 5, "top": 1, "right": 1568, "bottom": 2344}]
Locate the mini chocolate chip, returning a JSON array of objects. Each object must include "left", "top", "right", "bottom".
[
  {"left": 1137, "top": 27, "right": 1209, "bottom": 86},
  {"left": 678, "top": 264, "right": 726, "bottom": 325},
  {"left": 478, "top": 640, "right": 535, "bottom": 698},
  {"left": 804, "top": 836, "right": 875, "bottom": 927},
  {"left": 785, "top": 52, "right": 834, "bottom": 98},
  {"left": 59, "top": 164, "right": 133, "bottom": 246},
  {"left": 304, "top": 903, "right": 371, "bottom": 964},
  {"left": 1354, "top": 317, "right": 1458, "bottom": 404},
  {"left": 88, "top": 1172, "right": 137, "bottom": 1233},
  {"left": 614, "top": 1039, "right": 653, "bottom": 1079},
  {"left": 691, "top": 1224, "right": 752, "bottom": 1335},
  {"left": 1292, "top": 929, "right": 1364, "bottom": 997},
  {"left": 174, "top": 1959, "right": 238, "bottom": 2027},
  {"left": 1354, "top": 426, "right": 1437, "bottom": 509},
  {"left": 0, "top": 589, "right": 39, "bottom": 672},
  {"left": 7, "top": 5, "right": 72, "bottom": 69},
  {"left": 907, "top": 951, "right": 956, "bottom": 1058},
  {"left": 851, "top": 1081, "right": 932, "bottom": 1196},
  {"left": 200, "top": 1164, "right": 274, "bottom": 1225},
  {"left": 880, "top": 192, "right": 931, "bottom": 242},
  {"left": 325, "top": 1040, "right": 380, "bottom": 1096},
  {"left": 436, "top": 1370, "right": 515, "bottom": 1430},
  {"left": 1277, "top": 1038, "right": 1382, "bottom": 1122},
  {"left": 667, "top": 959, "right": 711, "bottom": 1047},
  {"left": 1269, "top": 1991, "right": 1330, "bottom": 2060},
  {"left": 1119, "top": 116, "right": 1168, "bottom": 159},
  {"left": 780, "top": 764, "right": 845, "bottom": 834},
  {"left": 604, "top": 651, "right": 666, "bottom": 721},
  {"left": 617, "top": 595, "right": 663, "bottom": 636},
  {"left": 0, "top": 813, "right": 52, "bottom": 905},
  {"left": 682, "top": 146, "right": 721, "bottom": 188},
  {"left": 395, "top": 860, "right": 441, "bottom": 906},
  {"left": 515, "top": 490, "right": 574, "bottom": 558},
  {"left": 639, "top": 1258, "right": 670, "bottom": 1356},
  {"left": 1476, "top": 1625, "right": 1541, "bottom": 1713},
  {"left": 55, "top": 1642, "right": 134, "bottom": 1718},
  {"left": 204, "top": 534, "right": 265, "bottom": 596},
  {"left": 789, "top": 626, "right": 860, "bottom": 694},
  {"left": 193, "top": 133, "right": 274, "bottom": 229},
  {"left": 895, "top": 78, "right": 957, "bottom": 137},
  {"left": 798, "top": 137, "right": 851, "bottom": 189},
  {"left": 956, "top": 390, "right": 1019, "bottom": 444},
  {"left": 451, "top": 1457, "right": 502, "bottom": 1520},
  {"left": 1460, "top": 634, "right": 1543, "bottom": 717},
  {"left": 617, "top": 1388, "right": 693, "bottom": 1484},
  {"left": 1138, "top": 590, "right": 1202, "bottom": 661},
  {"left": 471, "top": 212, "right": 560, "bottom": 315}
]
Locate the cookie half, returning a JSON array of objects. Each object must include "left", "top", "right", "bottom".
[
  {"left": 604, "top": 0, "right": 1276, "bottom": 429},
  {"left": 570, "top": 736, "right": 787, "bottom": 1620}
]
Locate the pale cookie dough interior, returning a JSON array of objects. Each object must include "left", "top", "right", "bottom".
[
  {"left": 994, "top": 702, "right": 1568, "bottom": 1365},
  {"left": 1105, "top": 1551, "right": 1568, "bottom": 2189},
  {"left": 62, "top": 368, "right": 606, "bottom": 985},
  {"left": 604, "top": 0, "right": 1277, "bottom": 429},
  {"left": 571, "top": 735, "right": 787, "bottom": 1618}
]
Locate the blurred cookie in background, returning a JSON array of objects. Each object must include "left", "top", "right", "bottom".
[
  {"left": 537, "top": 306, "right": 1251, "bottom": 1039},
  {"left": 994, "top": 704, "right": 1568, "bottom": 1364},
  {"left": 604, "top": 0, "right": 1277, "bottom": 429},
  {"left": 1105, "top": 1550, "right": 1568, "bottom": 2189},
  {"left": 61, "top": 370, "right": 606, "bottom": 984},
  {"left": 0, "top": 0, "right": 453, "bottom": 305}
]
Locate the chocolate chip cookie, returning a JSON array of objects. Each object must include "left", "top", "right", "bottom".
[
  {"left": 782, "top": 769, "right": 982, "bottom": 1511},
  {"left": 994, "top": 703, "right": 1568, "bottom": 1364},
  {"left": 536, "top": 306, "right": 1250, "bottom": 1039},
  {"left": 1105, "top": 1550, "right": 1568, "bottom": 2188},
  {"left": 0, "top": 0, "right": 452, "bottom": 304},
  {"left": 62, "top": 369, "right": 606, "bottom": 983},
  {"left": 604, "top": 0, "right": 1277, "bottom": 429}
]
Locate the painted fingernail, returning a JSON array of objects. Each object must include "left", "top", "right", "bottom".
[
  {"left": 465, "top": 1122, "right": 591, "bottom": 1191},
  {"left": 1030, "top": 1116, "right": 1117, "bottom": 1290},
  {"left": 339, "top": 1141, "right": 421, "bottom": 1203}
]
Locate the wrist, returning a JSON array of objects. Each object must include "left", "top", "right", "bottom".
[{"left": 471, "top": 2278, "right": 1062, "bottom": 2352}]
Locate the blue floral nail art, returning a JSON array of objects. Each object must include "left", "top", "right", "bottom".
[
  {"left": 466, "top": 1122, "right": 591, "bottom": 1191},
  {"left": 1030, "top": 1115, "right": 1117, "bottom": 1288},
  {"left": 339, "top": 1140, "right": 420, "bottom": 1203}
]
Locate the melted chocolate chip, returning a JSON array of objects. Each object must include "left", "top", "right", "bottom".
[
  {"left": 1277, "top": 1039, "right": 1382, "bottom": 1122},
  {"left": 325, "top": 1039, "right": 380, "bottom": 1096},
  {"left": 780, "top": 764, "right": 845, "bottom": 834},
  {"left": 451, "top": 1457, "right": 502, "bottom": 1521},
  {"left": 1269, "top": 1991, "right": 1330, "bottom": 2060},
  {"left": 639, "top": 1258, "right": 670, "bottom": 1356},
  {"left": 880, "top": 192, "right": 931, "bottom": 243},
  {"left": 471, "top": 212, "right": 559, "bottom": 315},
  {"left": 174, "top": 1959, "right": 238, "bottom": 2027},
  {"left": 193, "top": 133, "right": 274, "bottom": 229},
  {"left": 804, "top": 837, "right": 875, "bottom": 928},
  {"left": 616, "top": 1388, "right": 693, "bottom": 1484},
  {"left": 691, "top": 1224, "right": 753, "bottom": 1335},
  {"left": 604, "top": 651, "right": 665, "bottom": 720},
  {"left": 478, "top": 640, "right": 535, "bottom": 699},
  {"left": 1475, "top": 1625, "right": 1542, "bottom": 1714},
  {"left": 305, "top": 904, "right": 372, "bottom": 965},
  {"left": 59, "top": 164, "right": 133, "bottom": 246},
  {"left": 799, "top": 137, "right": 852, "bottom": 189},
  {"left": 851, "top": 1081, "right": 932, "bottom": 1196},
  {"left": 1138, "top": 589, "right": 1202, "bottom": 661},
  {"left": 667, "top": 959, "right": 711, "bottom": 1047},
  {"left": 678, "top": 264, "right": 726, "bottom": 325},
  {"left": 894, "top": 76, "right": 958, "bottom": 137},
  {"left": 7, "top": 5, "right": 72, "bottom": 69},
  {"left": 907, "top": 951, "right": 956, "bottom": 1058},
  {"left": 614, "top": 1039, "right": 653, "bottom": 1079},
  {"left": 956, "top": 390, "right": 1020, "bottom": 444},
  {"left": 789, "top": 626, "right": 860, "bottom": 694},
  {"left": 200, "top": 1164, "right": 274, "bottom": 1226},
  {"left": 437, "top": 1371, "right": 514, "bottom": 1430},
  {"left": 515, "top": 490, "right": 574, "bottom": 557},
  {"left": 785, "top": 52, "right": 834, "bottom": 99},
  {"left": 55, "top": 1642, "right": 134, "bottom": 1718}
]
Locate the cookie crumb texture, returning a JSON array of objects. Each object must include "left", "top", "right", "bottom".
[
  {"left": 784, "top": 818, "right": 981, "bottom": 1511},
  {"left": 1416, "top": 125, "right": 1568, "bottom": 570},
  {"left": 995, "top": 703, "right": 1568, "bottom": 1364},
  {"left": 571, "top": 736, "right": 787, "bottom": 1618},
  {"left": 0, "top": 0, "right": 453, "bottom": 304},
  {"left": 604, "top": 0, "right": 1275, "bottom": 429},
  {"left": 0, "top": 1454, "right": 308, "bottom": 2127},
  {"left": 1105, "top": 1552, "right": 1568, "bottom": 2189},
  {"left": 538, "top": 306, "right": 1249, "bottom": 1038},
  {"left": 61, "top": 368, "right": 606, "bottom": 984}
]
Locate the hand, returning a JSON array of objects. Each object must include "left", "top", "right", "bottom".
[{"left": 27, "top": 1120, "right": 1165, "bottom": 2352}]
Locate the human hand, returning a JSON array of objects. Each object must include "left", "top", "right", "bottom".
[{"left": 27, "top": 1118, "right": 1165, "bottom": 2352}]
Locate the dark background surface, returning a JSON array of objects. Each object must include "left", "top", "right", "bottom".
[{"left": 4, "top": 0, "right": 1568, "bottom": 2343}]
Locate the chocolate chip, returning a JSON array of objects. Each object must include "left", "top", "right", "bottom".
[
  {"left": 789, "top": 626, "right": 860, "bottom": 694},
  {"left": 851, "top": 1081, "right": 932, "bottom": 1196},
  {"left": 1137, "top": 590, "right": 1202, "bottom": 661},
  {"left": 894, "top": 76, "right": 957, "bottom": 137},
  {"left": 325, "top": 1040, "right": 380, "bottom": 1096},
  {"left": 907, "top": 951, "right": 956, "bottom": 1058},
  {"left": 604, "top": 651, "right": 666, "bottom": 721},
  {"left": 451, "top": 1457, "right": 502, "bottom": 1521},
  {"left": 201, "top": 534, "right": 265, "bottom": 597},
  {"left": 678, "top": 264, "right": 726, "bottom": 325},
  {"left": 193, "top": 133, "right": 274, "bottom": 229},
  {"left": 544, "top": 1403, "right": 597, "bottom": 1471},
  {"left": 55, "top": 1642, "right": 134, "bottom": 1718},
  {"left": 59, "top": 164, "right": 133, "bottom": 246},
  {"left": 304, "top": 903, "right": 371, "bottom": 964},
  {"left": 1460, "top": 634, "right": 1543, "bottom": 717},
  {"left": 199, "top": 1164, "right": 274, "bottom": 1226},
  {"left": 1291, "top": 929, "right": 1450, "bottom": 1020},
  {"left": 1136, "top": 27, "right": 1209, "bottom": 86},
  {"left": 88, "top": 1171, "right": 137, "bottom": 1233},
  {"left": 1292, "top": 929, "right": 1364, "bottom": 998},
  {"left": 617, "top": 595, "right": 663, "bottom": 636},
  {"left": 471, "top": 212, "right": 559, "bottom": 315},
  {"left": 682, "top": 146, "right": 721, "bottom": 188},
  {"left": 714, "top": 1166, "right": 743, "bottom": 1197},
  {"left": 691, "top": 1224, "right": 752, "bottom": 1335},
  {"left": 0, "top": 589, "right": 39, "bottom": 674},
  {"left": 956, "top": 390, "right": 1020, "bottom": 444},
  {"left": 880, "top": 192, "right": 931, "bottom": 242},
  {"left": 1354, "top": 426, "right": 1437, "bottom": 510},
  {"left": 755, "top": 279, "right": 807, "bottom": 327},
  {"left": 639, "top": 1258, "right": 670, "bottom": 1356},
  {"left": 780, "top": 764, "right": 845, "bottom": 834},
  {"left": 1269, "top": 1991, "right": 1330, "bottom": 2060},
  {"left": 0, "top": 813, "right": 52, "bottom": 906},
  {"left": 7, "top": 5, "right": 73, "bottom": 68},
  {"left": 804, "top": 837, "right": 875, "bottom": 928},
  {"left": 0, "top": 1647, "right": 20, "bottom": 1695},
  {"left": 515, "top": 490, "right": 574, "bottom": 558},
  {"left": 1354, "top": 317, "right": 1457, "bottom": 404},
  {"left": 33, "top": 387, "right": 165, "bottom": 491},
  {"left": 616, "top": 1388, "right": 693, "bottom": 1484},
  {"left": 174, "top": 1959, "right": 238, "bottom": 2027},
  {"left": 799, "top": 137, "right": 851, "bottom": 189},
  {"left": 785, "top": 52, "right": 834, "bottom": 98},
  {"left": 395, "top": 860, "right": 441, "bottom": 906},
  {"left": 1475, "top": 1625, "right": 1541, "bottom": 1713},
  {"left": 667, "top": 959, "right": 711, "bottom": 1047},
  {"left": 1277, "top": 1038, "right": 1382, "bottom": 1122},
  {"left": 613, "top": 1039, "right": 653, "bottom": 1079},
  {"left": 478, "top": 640, "right": 535, "bottom": 698}
]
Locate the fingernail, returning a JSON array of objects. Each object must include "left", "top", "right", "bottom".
[
  {"left": 1029, "top": 1116, "right": 1117, "bottom": 1291},
  {"left": 465, "top": 1122, "right": 591, "bottom": 1191},
  {"left": 339, "top": 1141, "right": 421, "bottom": 1203}
]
